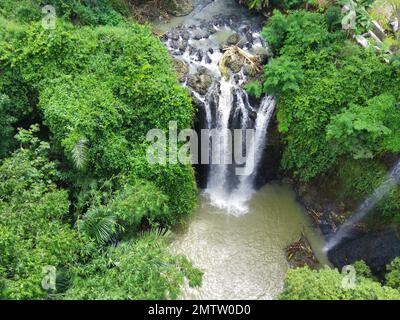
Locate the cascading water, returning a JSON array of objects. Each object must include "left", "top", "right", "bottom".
[
  {"left": 325, "top": 159, "right": 400, "bottom": 251},
  {"left": 227, "top": 96, "right": 276, "bottom": 213},
  {"left": 163, "top": 18, "right": 274, "bottom": 215}
]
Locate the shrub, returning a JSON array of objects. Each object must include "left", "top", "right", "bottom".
[
  {"left": 263, "top": 56, "right": 304, "bottom": 96},
  {"left": 64, "top": 232, "right": 203, "bottom": 300},
  {"left": 386, "top": 257, "right": 400, "bottom": 290},
  {"left": 279, "top": 266, "right": 400, "bottom": 300},
  {"left": 0, "top": 127, "right": 92, "bottom": 299}
]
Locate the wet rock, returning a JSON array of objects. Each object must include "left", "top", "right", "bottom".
[
  {"left": 181, "top": 30, "right": 191, "bottom": 40},
  {"left": 243, "top": 40, "right": 253, "bottom": 49},
  {"left": 169, "top": 29, "right": 180, "bottom": 41},
  {"left": 166, "top": 0, "right": 194, "bottom": 17},
  {"left": 207, "top": 24, "right": 217, "bottom": 35},
  {"left": 328, "top": 227, "right": 400, "bottom": 279},
  {"left": 245, "top": 32, "right": 254, "bottom": 44},
  {"left": 160, "top": 33, "right": 169, "bottom": 42},
  {"left": 179, "top": 40, "right": 188, "bottom": 52},
  {"left": 208, "top": 48, "right": 214, "bottom": 54},
  {"left": 193, "top": 30, "right": 211, "bottom": 40},
  {"left": 259, "top": 52, "right": 269, "bottom": 65},
  {"left": 192, "top": 96, "right": 208, "bottom": 188},
  {"left": 190, "top": 90, "right": 204, "bottom": 109},
  {"left": 195, "top": 49, "right": 204, "bottom": 62},
  {"left": 170, "top": 39, "right": 180, "bottom": 49},
  {"left": 193, "top": 33, "right": 203, "bottom": 40},
  {"left": 226, "top": 56, "right": 244, "bottom": 73},
  {"left": 172, "top": 58, "right": 189, "bottom": 82},
  {"left": 243, "top": 64, "right": 253, "bottom": 77},
  {"left": 188, "top": 45, "right": 196, "bottom": 55},
  {"left": 205, "top": 53, "right": 212, "bottom": 64},
  {"left": 187, "top": 66, "right": 214, "bottom": 95},
  {"left": 226, "top": 33, "right": 241, "bottom": 46}
]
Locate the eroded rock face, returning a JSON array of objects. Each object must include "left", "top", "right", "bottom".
[
  {"left": 328, "top": 227, "right": 400, "bottom": 279},
  {"left": 187, "top": 66, "right": 214, "bottom": 95},
  {"left": 166, "top": 0, "right": 194, "bottom": 17}
]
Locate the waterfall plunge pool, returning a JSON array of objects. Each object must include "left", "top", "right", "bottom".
[{"left": 171, "top": 184, "right": 329, "bottom": 300}]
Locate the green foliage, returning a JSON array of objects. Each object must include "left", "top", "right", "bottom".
[
  {"left": 0, "top": 126, "right": 92, "bottom": 299},
  {"left": 386, "top": 257, "right": 400, "bottom": 290},
  {"left": 64, "top": 232, "right": 203, "bottom": 300},
  {"left": 339, "top": 0, "right": 374, "bottom": 33},
  {"left": 1, "top": 19, "right": 197, "bottom": 227},
  {"left": 262, "top": 10, "right": 339, "bottom": 57},
  {"left": 79, "top": 206, "right": 121, "bottom": 245},
  {"left": 327, "top": 94, "right": 400, "bottom": 159},
  {"left": 325, "top": 5, "right": 343, "bottom": 32},
  {"left": 353, "top": 260, "right": 373, "bottom": 279},
  {"left": 279, "top": 266, "right": 400, "bottom": 300},
  {"left": 246, "top": 0, "right": 316, "bottom": 11},
  {"left": 244, "top": 80, "right": 263, "bottom": 98},
  {"left": 0, "top": 94, "right": 15, "bottom": 158},
  {"left": 0, "top": 4, "right": 200, "bottom": 300},
  {"left": 263, "top": 56, "right": 304, "bottom": 95},
  {"left": 262, "top": 10, "right": 400, "bottom": 186},
  {"left": 261, "top": 10, "right": 288, "bottom": 54},
  {"left": 0, "top": 0, "right": 128, "bottom": 26},
  {"left": 79, "top": 180, "right": 171, "bottom": 243}
]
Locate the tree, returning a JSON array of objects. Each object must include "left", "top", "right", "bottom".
[
  {"left": 263, "top": 56, "right": 303, "bottom": 96},
  {"left": 64, "top": 232, "right": 203, "bottom": 300},
  {"left": 327, "top": 94, "right": 400, "bottom": 159},
  {"left": 0, "top": 126, "right": 91, "bottom": 299}
]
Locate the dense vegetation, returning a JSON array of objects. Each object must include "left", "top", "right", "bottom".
[
  {"left": 0, "top": 0, "right": 201, "bottom": 299},
  {"left": 1, "top": 0, "right": 400, "bottom": 301},
  {"left": 243, "top": 0, "right": 400, "bottom": 300},
  {"left": 279, "top": 260, "right": 400, "bottom": 299},
  {"left": 247, "top": 3, "right": 400, "bottom": 222}
]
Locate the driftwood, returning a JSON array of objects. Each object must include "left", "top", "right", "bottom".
[{"left": 286, "top": 233, "right": 319, "bottom": 269}]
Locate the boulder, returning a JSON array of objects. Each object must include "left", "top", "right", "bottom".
[
  {"left": 187, "top": 66, "right": 214, "bottom": 95},
  {"left": 226, "top": 33, "right": 241, "bottom": 46},
  {"left": 225, "top": 56, "right": 244, "bottom": 73},
  {"left": 172, "top": 58, "right": 189, "bottom": 82},
  {"left": 166, "top": 0, "right": 194, "bottom": 17}
]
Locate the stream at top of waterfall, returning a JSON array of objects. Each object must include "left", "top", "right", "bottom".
[{"left": 153, "top": 0, "right": 329, "bottom": 300}]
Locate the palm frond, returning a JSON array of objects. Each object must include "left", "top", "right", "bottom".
[
  {"left": 79, "top": 207, "right": 122, "bottom": 244},
  {"left": 72, "top": 138, "right": 88, "bottom": 170}
]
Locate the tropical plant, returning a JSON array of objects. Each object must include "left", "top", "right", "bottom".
[
  {"left": 64, "top": 231, "right": 203, "bottom": 300},
  {"left": 386, "top": 257, "right": 400, "bottom": 290},
  {"left": 279, "top": 266, "right": 400, "bottom": 300},
  {"left": 263, "top": 56, "right": 304, "bottom": 96}
]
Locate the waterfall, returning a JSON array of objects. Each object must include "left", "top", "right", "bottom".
[
  {"left": 325, "top": 159, "right": 400, "bottom": 251},
  {"left": 163, "top": 20, "right": 273, "bottom": 215}
]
